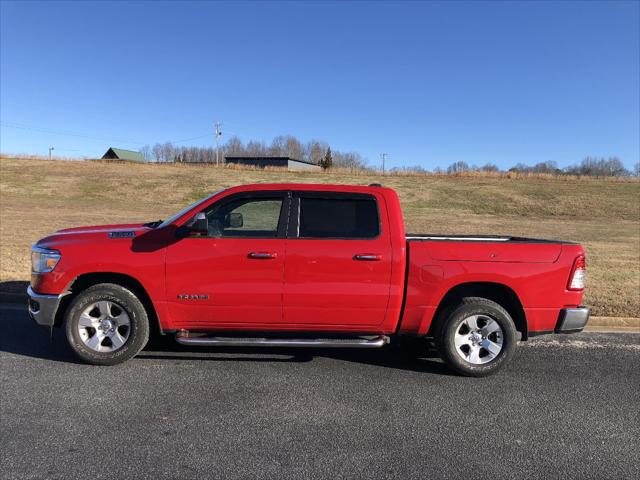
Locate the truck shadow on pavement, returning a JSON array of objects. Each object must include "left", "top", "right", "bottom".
[
  {"left": 141, "top": 334, "right": 452, "bottom": 375},
  {"left": 0, "top": 304, "right": 454, "bottom": 376}
]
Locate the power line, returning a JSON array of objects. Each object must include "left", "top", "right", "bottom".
[
  {"left": 0, "top": 121, "right": 148, "bottom": 146},
  {"left": 1, "top": 120, "right": 214, "bottom": 148},
  {"left": 170, "top": 133, "right": 213, "bottom": 144}
]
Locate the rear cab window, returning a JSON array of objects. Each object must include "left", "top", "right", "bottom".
[{"left": 294, "top": 193, "right": 380, "bottom": 239}]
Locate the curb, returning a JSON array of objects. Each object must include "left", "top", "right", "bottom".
[
  {"left": 585, "top": 317, "right": 639, "bottom": 333},
  {"left": 586, "top": 316, "right": 640, "bottom": 328}
]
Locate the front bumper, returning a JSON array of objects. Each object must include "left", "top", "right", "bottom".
[
  {"left": 27, "top": 286, "right": 63, "bottom": 332},
  {"left": 555, "top": 307, "right": 590, "bottom": 334}
]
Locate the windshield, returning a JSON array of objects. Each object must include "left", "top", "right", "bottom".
[{"left": 158, "top": 190, "right": 223, "bottom": 228}]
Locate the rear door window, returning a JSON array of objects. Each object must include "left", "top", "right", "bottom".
[{"left": 298, "top": 195, "right": 379, "bottom": 239}]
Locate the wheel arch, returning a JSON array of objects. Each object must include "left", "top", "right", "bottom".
[
  {"left": 55, "top": 272, "right": 161, "bottom": 335},
  {"left": 428, "top": 282, "right": 528, "bottom": 340}
]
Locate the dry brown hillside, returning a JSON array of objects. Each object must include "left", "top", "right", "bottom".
[{"left": 1, "top": 157, "right": 638, "bottom": 318}]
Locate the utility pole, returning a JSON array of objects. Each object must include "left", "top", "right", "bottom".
[
  {"left": 381, "top": 153, "right": 388, "bottom": 175},
  {"left": 214, "top": 121, "right": 223, "bottom": 165},
  {"left": 48, "top": 147, "right": 54, "bottom": 161}
]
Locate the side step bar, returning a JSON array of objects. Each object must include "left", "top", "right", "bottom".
[{"left": 175, "top": 333, "right": 389, "bottom": 349}]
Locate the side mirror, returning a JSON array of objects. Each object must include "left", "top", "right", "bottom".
[
  {"left": 226, "top": 212, "right": 243, "bottom": 229},
  {"left": 188, "top": 212, "right": 208, "bottom": 235}
]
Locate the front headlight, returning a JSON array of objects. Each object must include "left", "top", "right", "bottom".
[{"left": 31, "top": 246, "right": 61, "bottom": 273}]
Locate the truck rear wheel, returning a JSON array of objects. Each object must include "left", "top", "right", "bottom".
[
  {"left": 64, "top": 283, "right": 149, "bottom": 365},
  {"left": 437, "top": 297, "right": 517, "bottom": 377}
]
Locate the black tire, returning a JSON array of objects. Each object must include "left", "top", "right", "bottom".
[
  {"left": 436, "top": 297, "right": 517, "bottom": 377},
  {"left": 64, "top": 283, "right": 149, "bottom": 365}
]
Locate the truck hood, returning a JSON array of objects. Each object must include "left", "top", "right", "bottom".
[
  {"left": 54, "top": 223, "right": 148, "bottom": 236},
  {"left": 35, "top": 223, "right": 153, "bottom": 249}
]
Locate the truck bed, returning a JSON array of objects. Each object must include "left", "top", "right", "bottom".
[
  {"left": 406, "top": 234, "right": 575, "bottom": 244},
  {"left": 405, "top": 235, "right": 573, "bottom": 263}
]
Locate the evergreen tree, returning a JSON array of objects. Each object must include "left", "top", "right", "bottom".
[{"left": 321, "top": 147, "right": 333, "bottom": 170}]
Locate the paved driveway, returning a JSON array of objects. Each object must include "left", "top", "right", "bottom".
[{"left": 1, "top": 304, "right": 638, "bottom": 479}]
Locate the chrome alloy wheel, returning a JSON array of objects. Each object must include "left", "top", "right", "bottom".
[
  {"left": 77, "top": 300, "right": 131, "bottom": 352},
  {"left": 454, "top": 314, "right": 504, "bottom": 365}
]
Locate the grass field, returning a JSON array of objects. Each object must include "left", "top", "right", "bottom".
[{"left": 1, "top": 156, "right": 638, "bottom": 318}]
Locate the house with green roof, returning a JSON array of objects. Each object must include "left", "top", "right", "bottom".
[{"left": 101, "top": 147, "right": 146, "bottom": 162}]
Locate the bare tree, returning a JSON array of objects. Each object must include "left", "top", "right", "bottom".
[
  {"left": 284, "top": 136, "right": 305, "bottom": 160},
  {"left": 565, "top": 157, "right": 629, "bottom": 177},
  {"left": 224, "top": 136, "right": 244, "bottom": 157},
  {"left": 334, "top": 151, "right": 367, "bottom": 169},
  {"left": 269, "top": 136, "right": 286, "bottom": 157},
  {"left": 160, "top": 142, "right": 175, "bottom": 163},
  {"left": 151, "top": 143, "right": 163, "bottom": 162},
  {"left": 447, "top": 161, "right": 470, "bottom": 174},
  {"left": 306, "top": 139, "right": 328, "bottom": 165},
  {"left": 480, "top": 163, "right": 499, "bottom": 172},
  {"left": 245, "top": 140, "right": 267, "bottom": 157},
  {"left": 531, "top": 161, "right": 558, "bottom": 174},
  {"left": 138, "top": 144, "right": 151, "bottom": 161}
]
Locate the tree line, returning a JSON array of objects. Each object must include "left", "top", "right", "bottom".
[
  {"left": 138, "top": 137, "right": 638, "bottom": 177},
  {"left": 138, "top": 135, "right": 365, "bottom": 169},
  {"left": 392, "top": 157, "right": 638, "bottom": 177}
]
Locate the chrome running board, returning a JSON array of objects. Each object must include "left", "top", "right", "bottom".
[{"left": 175, "top": 333, "right": 389, "bottom": 349}]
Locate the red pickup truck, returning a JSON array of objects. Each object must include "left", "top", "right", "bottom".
[{"left": 28, "top": 183, "right": 589, "bottom": 376}]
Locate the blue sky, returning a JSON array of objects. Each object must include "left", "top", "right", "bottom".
[{"left": 1, "top": 0, "right": 638, "bottom": 170}]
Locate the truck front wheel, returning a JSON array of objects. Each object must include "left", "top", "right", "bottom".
[
  {"left": 64, "top": 283, "right": 150, "bottom": 365},
  {"left": 437, "top": 297, "right": 517, "bottom": 377}
]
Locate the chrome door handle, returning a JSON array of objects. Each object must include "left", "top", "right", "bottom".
[
  {"left": 353, "top": 254, "right": 382, "bottom": 261},
  {"left": 248, "top": 252, "right": 277, "bottom": 260}
]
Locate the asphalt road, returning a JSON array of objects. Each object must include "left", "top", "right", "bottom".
[{"left": 1, "top": 304, "right": 639, "bottom": 480}]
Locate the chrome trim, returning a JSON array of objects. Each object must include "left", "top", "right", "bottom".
[
  {"left": 247, "top": 252, "right": 276, "bottom": 260},
  {"left": 353, "top": 254, "right": 382, "bottom": 261},
  {"left": 27, "top": 285, "right": 61, "bottom": 303},
  {"left": 31, "top": 245, "right": 61, "bottom": 254},
  {"left": 27, "top": 286, "right": 64, "bottom": 331},
  {"left": 406, "top": 236, "right": 510, "bottom": 242},
  {"left": 108, "top": 231, "right": 136, "bottom": 239},
  {"left": 555, "top": 307, "right": 590, "bottom": 333},
  {"left": 175, "top": 334, "right": 390, "bottom": 348}
]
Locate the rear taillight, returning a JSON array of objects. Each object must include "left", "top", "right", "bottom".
[{"left": 568, "top": 255, "right": 586, "bottom": 290}]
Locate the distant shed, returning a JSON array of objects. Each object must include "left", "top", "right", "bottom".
[
  {"left": 101, "top": 148, "right": 145, "bottom": 162},
  {"left": 224, "top": 156, "right": 321, "bottom": 171}
]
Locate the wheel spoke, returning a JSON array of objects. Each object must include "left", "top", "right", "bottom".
[
  {"left": 464, "top": 315, "right": 479, "bottom": 330},
  {"left": 454, "top": 333, "right": 470, "bottom": 349},
  {"left": 78, "top": 313, "right": 99, "bottom": 328},
  {"left": 112, "top": 311, "right": 130, "bottom": 327},
  {"left": 109, "top": 331, "right": 127, "bottom": 349},
  {"left": 97, "top": 301, "right": 112, "bottom": 318},
  {"left": 481, "top": 339, "right": 502, "bottom": 356},
  {"left": 481, "top": 319, "right": 501, "bottom": 336},
  {"left": 468, "top": 346, "right": 481, "bottom": 363},
  {"left": 86, "top": 333, "right": 104, "bottom": 351}
]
